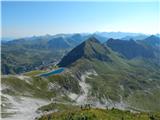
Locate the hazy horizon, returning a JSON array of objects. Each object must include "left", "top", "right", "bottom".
[
  {"left": 1, "top": 31, "right": 158, "bottom": 40},
  {"left": 2, "top": 1, "right": 160, "bottom": 38}
]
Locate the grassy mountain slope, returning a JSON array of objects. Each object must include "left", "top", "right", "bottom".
[
  {"left": 1, "top": 33, "right": 91, "bottom": 75},
  {"left": 1, "top": 36, "right": 71, "bottom": 74},
  {"left": 38, "top": 107, "right": 160, "bottom": 120},
  {"left": 1, "top": 71, "right": 79, "bottom": 119},
  {"left": 58, "top": 37, "right": 111, "bottom": 67},
  {"left": 106, "top": 39, "right": 155, "bottom": 59},
  {"left": 58, "top": 36, "right": 160, "bottom": 111}
]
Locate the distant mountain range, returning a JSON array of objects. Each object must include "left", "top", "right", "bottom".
[
  {"left": 1, "top": 32, "right": 160, "bottom": 74},
  {"left": 94, "top": 32, "right": 148, "bottom": 39},
  {"left": 3, "top": 31, "right": 158, "bottom": 42},
  {"left": 58, "top": 35, "right": 160, "bottom": 67},
  {"left": 1, "top": 34, "right": 89, "bottom": 74}
]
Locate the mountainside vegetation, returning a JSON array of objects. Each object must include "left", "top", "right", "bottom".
[
  {"left": 38, "top": 107, "right": 160, "bottom": 120},
  {"left": 1, "top": 34, "right": 160, "bottom": 120},
  {"left": 1, "top": 34, "right": 87, "bottom": 74},
  {"left": 57, "top": 36, "right": 160, "bottom": 112}
]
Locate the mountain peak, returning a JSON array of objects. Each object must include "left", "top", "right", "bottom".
[
  {"left": 85, "top": 36, "right": 101, "bottom": 43},
  {"left": 58, "top": 37, "right": 111, "bottom": 67},
  {"left": 141, "top": 35, "right": 160, "bottom": 48},
  {"left": 145, "top": 35, "right": 160, "bottom": 41},
  {"left": 106, "top": 38, "right": 155, "bottom": 59}
]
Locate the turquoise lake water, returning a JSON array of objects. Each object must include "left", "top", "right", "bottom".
[{"left": 40, "top": 68, "right": 64, "bottom": 77}]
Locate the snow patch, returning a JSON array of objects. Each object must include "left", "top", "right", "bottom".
[
  {"left": 120, "top": 85, "right": 124, "bottom": 91},
  {"left": 67, "top": 70, "right": 98, "bottom": 104},
  {"left": 2, "top": 75, "right": 32, "bottom": 84},
  {"left": 48, "top": 82, "right": 61, "bottom": 91},
  {"left": 76, "top": 70, "right": 97, "bottom": 104},
  {"left": 93, "top": 95, "right": 128, "bottom": 110},
  {"left": 68, "top": 93, "right": 78, "bottom": 100},
  {"left": 16, "top": 75, "right": 32, "bottom": 84},
  {"left": 1, "top": 84, "right": 9, "bottom": 91},
  {"left": 1, "top": 94, "right": 49, "bottom": 120}
]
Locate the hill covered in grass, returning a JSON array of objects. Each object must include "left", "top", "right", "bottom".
[{"left": 38, "top": 107, "right": 160, "bottom": 120}]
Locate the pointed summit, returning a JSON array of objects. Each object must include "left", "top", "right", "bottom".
[
  {"left": 143, "top": 35, "right": 160, "bottom": 46},
  {"left": 145, "top": 35, "right": 159, "bottom": 40},
  {"left": 58, "top": 37, "right": 111, "bottom": 67}
]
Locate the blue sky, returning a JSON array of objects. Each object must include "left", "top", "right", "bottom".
[{"left": 2, "top": 1, "right": 160, "bottom": 38}]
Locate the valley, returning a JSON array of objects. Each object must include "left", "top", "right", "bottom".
[{"left": 1, "top": 34, "right": 160, "bottom": 120}]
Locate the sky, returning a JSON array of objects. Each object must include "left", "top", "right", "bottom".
[{"left": 1, "top": 1, "right": 160, "bottom": 38}]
